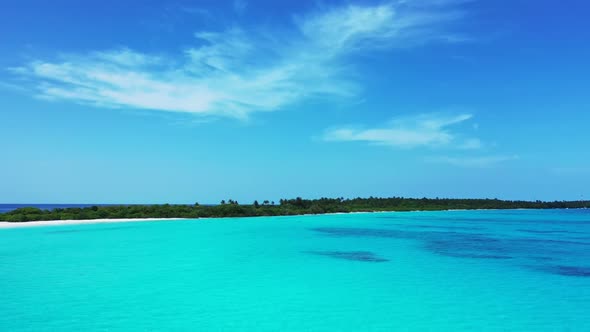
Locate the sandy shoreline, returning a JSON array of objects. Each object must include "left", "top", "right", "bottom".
[
  {"left": 0, "top": 218, "right": 187, "bottom": 229},
  {"left": 0, "top": 211, "right": 391, "bottom": 229},
  {"left": 1, "top": 208, "right": 582, "bottom": 229}
]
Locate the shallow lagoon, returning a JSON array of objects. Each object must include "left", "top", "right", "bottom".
[{"left": 1, "top": 209, "right": 589, "bottom": 331}]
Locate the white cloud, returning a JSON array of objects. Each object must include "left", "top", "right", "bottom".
[
  {"left": 91, "top": 49, "right": 162, "bottom": 67},
  {"left": 12, "top": 2, "right": 466, "bottom": 119},
  {"left": 323, "top": 113, "right": 480, "bottom": 149},
  {"left": 430, "top": 155, "right": 519, "bottom": 167}
]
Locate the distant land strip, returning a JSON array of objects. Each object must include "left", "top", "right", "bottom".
[{"left": 1, "top": 197, "right": 589, "bottom": 223}]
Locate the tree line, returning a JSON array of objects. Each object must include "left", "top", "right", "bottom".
[{"left": 1, "top": 197, "right": 589, "bottom": 222}]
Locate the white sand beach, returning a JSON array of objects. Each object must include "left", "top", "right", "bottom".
[{"left": 0, "top": 218, "right": 187, "bottom": 229}]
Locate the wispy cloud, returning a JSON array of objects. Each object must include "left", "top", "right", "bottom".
[
  {"left": 11, "top": 2, "right": 467, "bottom": 119},
  {"left": 323, "top": 113, "right": 481, "bottom": 149},
  {"left": 429, "top": 155, "right": 519, "bottom": 167}
]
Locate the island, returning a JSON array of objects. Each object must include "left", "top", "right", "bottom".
[{"left": 2, "top": 197, "right": 589, "bottom": 223}]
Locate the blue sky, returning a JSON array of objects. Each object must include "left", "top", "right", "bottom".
[{"left": 1, "top": 0, "right": 589, "bottom": 204}]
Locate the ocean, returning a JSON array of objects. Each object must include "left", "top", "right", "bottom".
[{"left": 1, "top": 209, "right": 589, "bottom": 331}]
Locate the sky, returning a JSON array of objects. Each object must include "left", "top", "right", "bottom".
[{"left": 1, "top": 0, "right": 589, "bottom": 204}]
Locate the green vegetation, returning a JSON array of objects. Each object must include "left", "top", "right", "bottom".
[{"left": 1, "top": 197, "right": 589, "bottom": 223}]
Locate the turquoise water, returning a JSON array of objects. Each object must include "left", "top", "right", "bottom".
[{"left": 1, "top": 209, "right": 589, "bottom": 331}]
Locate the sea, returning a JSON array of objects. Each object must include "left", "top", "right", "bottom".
[{"left": 1, "top": 209, "right": 589, "bottom": 331}]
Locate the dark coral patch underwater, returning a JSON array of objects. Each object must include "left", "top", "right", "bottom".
[
  {"left": 309, "top": 226, "right": 590, "bottom": 277},
  {"left": 533, "top": 265, "right": 590, "bottom": 277},
  {"left": 304, "top": 250, "right": 389, "bottom": 262}
]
